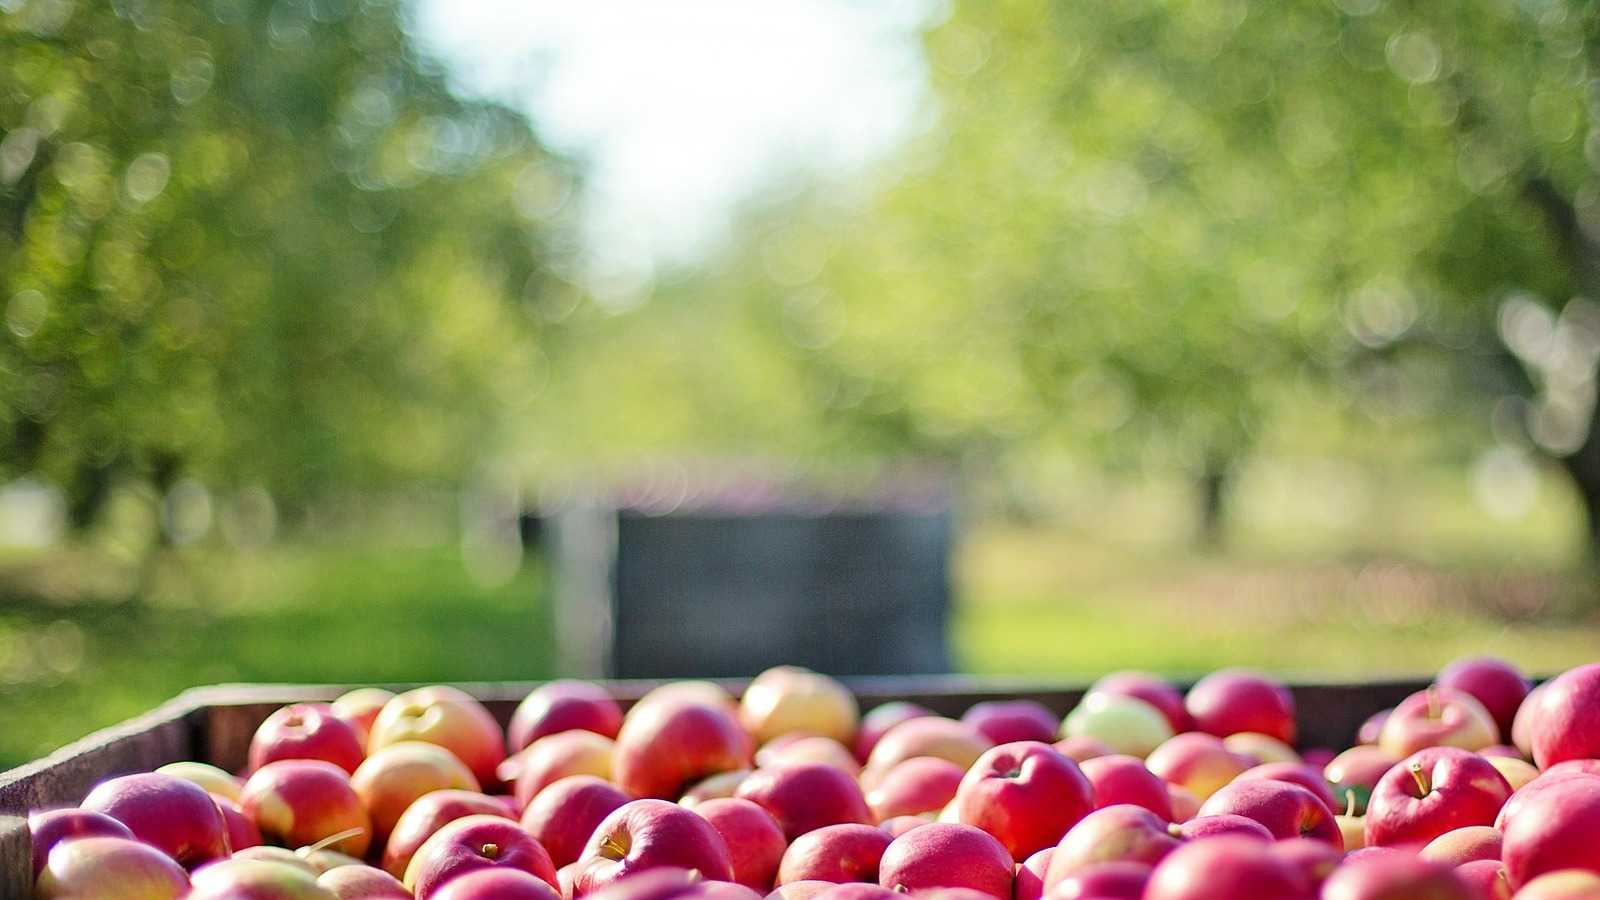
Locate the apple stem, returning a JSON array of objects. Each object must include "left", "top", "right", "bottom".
[
  {"left": 300, "top": 827, "right": 366, "bottom": 856},
  {"left": 601, "top": 835, "right": 629, "bottom": 859},
  {"left": 1427, "top": 688, "right": 1441, "bottom": 720},
  {"left": 480, "top": 843, "right": 501, "bottom": 860},
  {"left": 1345, "top": 792, "right": 1357, "bottom": 818},
  {"left": 1409, "top": 762, "right": 1431, "bottom": 796}
]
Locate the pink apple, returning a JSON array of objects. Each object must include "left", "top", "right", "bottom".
[
  {"left": 864, "top": 756, "right": 965, "bottom": 821},
  {"left": 1233, "top": 762, "right": 1339, "bottom": 813},
  {"left": 1378, "top": 688, "right": 1498, "bottom": 758},
  {"left": 432, "top": 868, "right": 563, "bottom": 900},
  {"left": 1436, "top": 657, "right": 1530, "bottom": 741},
  {"left": 80, "top": 772, "right": 231, "bottom": 868},
  {"left": 954, "top": 741, "right": 1092, "bottom": 859},
  {"left": 1166, "top": 784, "right": 1200, "bottom": 823},
  {"left": 1514, "top": 871, "right": 1600, "bottom": 900},
  {"left": 1079, "top": 754, "right": 1172, "bottom": 820},
  {"left": 1142, "top": 836, "right": 1307, "bottom": 900},
  {"left": 1530, "top": 664, "right": 1600, "bottom": 768},
  {"left": 1501, "top": 772, "right": 1600, "bottom": 889},
  {"left": 1090, "top": 672, "right": 1191, "bottom": 734},
  {"left": 403, "top": 814, "right": 557, "bottom": 899},
  {"left": 876, "top": 822, "right": 1013, "bottom": 900},
  {"left": 736, "top": 763, "right": 873, "bottom": 841},
  {"left": 1047, "top": 860, "right": 1149, "bottom": 900},
  {"left": 240, "top": 759, "right": 371, "bottom": 858},
  {"left": 351, "top": 741, "right": 480, "bottom": 844},
  {"left": 522, "top": 775, "right": 632, "bottom": 869},
  {"left": 959, "top": 701, "right": 1059, "bottom": 746},
  {"left": 1052, "top": 736, "right": 1115, "bottom": 763},
  {"left": 1044, "top": 805, "right": 1179, "bottom": 885},
  {"left": 681, "top": 770, "right": 755, "bottom": 808},
  {"left": 1196, "top": 779, "right": 1341, "bottom": 846},
  {"left": 1512, "top": 682, "right": 1550, "bottom": 759},
  {"left": 331, "top": 688, "right": 395, "bottom": 747},
  {"left": 186, "top": 858, "right": 337, "bottom": 899},
  {"left": 1495, "top": 771, "right": 1597, "bottom": 832},
  {"left": 509, "top": 680, "right": 624, "bottom": 753},
  {"left": 1363, "top": 748, "right": 1510, "bottom": 848},
  {"left": 863, "top": 718, "right": 992, "bottom": 784},
  {"left": 695, "top": 798, "right": 789, "bottom": 890},
  {"left": 1014, "top": 848, "right": 1051, "bottom": 900},
  {"left": 381, "top": 788, "right": 513, "bottom": 877},
  {"left": 614, "top": 701, "right": 752, "bottom": 800},
  {"left": 1172, "top": 814, "right": 1273, "bottom": 842},
  {"left": 369, "top": 686, "right": 506, "bottom": 787},
  {"left": 508, "top": 731, "right": 616, "bottom": 809},
  {"left": 1417, "top": 825, "right": 1502, "bottom": 866},
  {"left": 854, "top": 703, "right": 936, "bottom": 763},
  {"left": 249, "top": 702, "right": 367, "bottom": 775},
  {"left": 1452, "top": 860, "right": 1512, "bottom": 900},
  {"left": 879, "top": 816, "right": 930, "bottom": 838},
  {"left": 1146, "top": 733, "right": 1256, "bottom": 802},
  {"left": 776, "top": 823, "right": 891, "bottom": 885},
  {"left": 214, "top": 794, "right": 263, "bottom": 851},
  {"left": 33, "top": 835, "right": 190, "bottom": 899},
  {"left": 1269, "top": 837, "right": 1342, "bottom": 891},
  {"left": 757, "top": 736, "right": 862, "bottom": 777},
  {"left": 318, "top": 863, "right": 413, "bottom": 899},
  {"left": 574, "top": 799, "right": 735, "bottom": 894},
  {"left": 810, "top": 884, "right": 900, "bottom": 900},
  {"left": 1318, "top": 852, "right": 1472, "bottom": 900},
  {"left": 28, "top": 808, "right": 134, "bottom": 876},
  {"left": 1184, "top": 670, "right": 1296, "bottom": 744}
]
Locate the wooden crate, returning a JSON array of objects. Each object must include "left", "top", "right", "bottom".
[{"left": 0, "top": 675, "right": 1430, "bottom": 899}]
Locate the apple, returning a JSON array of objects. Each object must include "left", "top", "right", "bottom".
[
  {"left": 507, "top": 731, "right": 616, "bottom": 808},
  {"left": 878, "top": 816, "right": 930, "bottom": 838},
  {"left": 959, "top": 701, "right": 1059, "bottom": 746},
  {"left": 368, "top": 685, "right": 506, "bottom": 786},
  {"left": 757, "top": 736, "right": 862, "bottom": 777},
  {"left": 1335, "top": 800, "right": 1365, "bottom": 852},
  {"left": 1269, "top": 837, "right": 1342, "bottom": 891},
  {"left": 1501, "top": 772, "right": 1600, "bottom": 889},
  {"left": 1531, "top": 664, "right": 1600, "bottom": 768},
  {"left": 1359, "top": 710, "right": 1391, "bottom": 746},
  {"left": 229, "top": 845, "right": 322, "bottom": 874},
  {"left": 431, "top": 868, "right": 564, "bottom": 900},
  {"left": 1318, "top": 852, "right": 1473, "bottom": 900},
  {"left": 1079, "top": 754, "right": 1172, "bottom": 820},
  {"left": 1514, "top": 871, "right": 1600, "bottom": 900},
  {"left": 522, "top": 775, "right": 632, "bottom": 869},
  {"left": 1142, "top": 836, "right": 1307, "bottom": 900},
  {"left": 318, "top": 863, "right": 412, "bottom": 899},
  {"left": 1044, "top": 805, "right": 1179, "bottom": 883},
  {"left": 634, "top": 681, "right": 738, "bottom": 716},
  {"left": 577, "top": 867, "right": 711, "bottom": 900},
  {"left": 682, "top": 770, "right": 755, "bottom": 808},
  {"left": 768, "top": 880, "right": 836, "bottom": 900},
  {"left": 1378, "top": 689, "right": 1498, "bottom": 758},
  {"left": 249, "top": 703, "right": 367, "bottom": 775},
  {"left": 351, "top": 741, "right": 480, "bottom": 845},
  {"left": 954, "top": 741, "right": 1093, "bottom": 859},
  {"left": 381, "top": 787, "right": 513, "bottom": 876},
  {"left": 776, "top": 823, "right": 890, "bottom": 885},
  {"left": 740, "top": 666, "right": 859, "bottom": 746},
  {"left": 1166, "top": 784, "right": 1200, "bottom": 823},
  {"left": 1436, "top": 657, "right": 1530, "bottom": 741},
  {"left": 810, "top": 885, "right": 899, "bottom": 900},
  {"left": 215, "top": 794, "right": 264, "bottom": 851},
  {"left": 1014, "top": 848, "right": 1052, "bottom": 900},
  {"left": 1233, "top": 762, "right": 1339, "bottom": 812},
  {"left": 864, "top": 756, "right": 965, "bottom": 821},
  {"left": 1171, "top": 814, "right": 1273, "bottom": 842},
  {"left": 1184, "top": 670, "right": 1296, "bottom": 745},
  {"left": 27, "top": 809, "right": 134, "bottom": 876},
  {"left": 1324, "top": 746, "right": 1401, "bottom": 815},
  {"left": 1452, "top": 860, "right": 1512, "bottom": 900},
  {"left": 695, "top": 797, "right": 789, "bottom": 890},
  {"left": 1060, "top": 694, "right": 1173, "bottom": 758},
  {"left": 875, "top": 822, "right": 1013, "bottom": 900},
  {"left": 187, "top": 858, "right": 337, "bottom": 899},
  {"left": 736, "top": 762, "right": 873, "bottom": 840},
  {"left": 560, "top": 861, "right": 583, "bottom": 899},
  {"left": 1480, "top": 744, "right": 1524, "bottom": 759},
  {"left": 1046, "top": 861, "right": 1150, "bottom": 900},
  {"left": 1363, "top": 747, "right": 1511, "bottom": 848},
  {"left": 509, "top": 680, "right": 624, "bottom": 753},
  {"left": 863, "top": 718, "right": 992, "bottom": 785},
  {"left": 614, "top": 701, "right": 752, "bottom": 800},
  {"left": 1053, "top": 736, "right": 1115, "bottom": 763},
  {"left": 1089, "top": 672, "right": 1191, "bottom": 734},
  {"left": 574, "top": 799, "right": 735, "bottom": 893},
  {"left": 240, "top": 759, "right": 372, "bottom": 857},
  {"left": 79, "top": 771, "right": 231, "bottom": 867},
  {"left": 156, "top": 761, "right": 244, "bottom": 802},
  {"left": 1146, "top": 733, "right": 1256, "bottom": 801},
  {"left": 403, "top": 814, "right": 557, "bottom": 899},
  {"left": 854, "top": 703, "right": 936, "bottom": 763},
  {"left": 331, "top": 688, "right": 396, "bottom": 747},
  {"left": 33, "top": 835, "right": 190, "bottom": 900},
  {"left": 1417, "top": 825, "right": 1502, "bottom": 866},
  {"left": 1224, "top": 734, "right": 1300, "bottom": 765},
  {"left": 1495, "top": 771, "right": 1596, "bottom": 832},
  {"left": 1196, "top": 779, "right": 1341, "bottom": 846},
  {"left": 1512, "top": 682, "right": 1550, "bottom": 759},
  {"left": 1301, "top": 748, "right": 1336, "bottom": 768}
]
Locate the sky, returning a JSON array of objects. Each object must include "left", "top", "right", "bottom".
[{"left": 411, "top": 0, "right": 938, "bottom": 292}]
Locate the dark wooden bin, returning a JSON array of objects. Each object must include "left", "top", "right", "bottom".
[{"left": 0, "top": 675, "right": 1432, "bottom": 899}]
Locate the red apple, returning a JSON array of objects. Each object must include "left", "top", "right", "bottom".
[
  {"left": 954, "top": 741, "right": 1092, "bottom": 859},
  {"left": 403, "top": 813, "right": 557, "bottom": 899},
  {"left": 810, "top": 885, "right": 900, "bottom": 900},
  {"left": 1053, "top": 736, "right": 1115, "bottom": 763},
  {"left": 369, "top": 686, "right": 506, "bottom": 787},
  {"left": 614, "top": 701, "right": 752, "bottom": 800},
  {"left": 1496, "top": 770, "right": 1600, "bottom": 831},
  {"left": 574, "top": 799, "right": 735, "bottom": 894},
  {"left": 33, "top": 835, "right": 190, "bottom": 899},
  {"left": 155, "top": 761, "right": 244, "bottom": 803},
  {"left": 757, "top": 737, "right": 862, "bottom": 777},
  {"left": 876, "top": 822, "right": 1013, "bottom": 900},
  {"left": 879, "top": 816, "right": 930, "bottom": 838},
  {"left": 1166, "top": 784, "right": 1200, "bottom": 823},
  {"left": 28, "top": 808, "right": 134, "bottom": 876},
  {"left": 1417, "top": 825, "right": 1502, "bottom": 866},
  {"left": 381, "top": 788, "right": 512, "bottom": 877},
  {"left": 695, "top": 798, "right": 789, "bottom": 890},
  {"left": 865, "top": 756, "right": 965, "bottom": 821},
  {"left": 1079, "top": 754, "right": 1172, "bottom": 820},
  {"left": 1268, "top": 837, "right": 1342, "bottom": 891},
  {"left": 959, "top": 701, "right": 1059, "bottom": 746},
  {"left": 510, "top": 680, "right": 624, "bottom": 753},
  {"left": 1184, "top": 670, "right": 1296, "bottom": 744},
  {"left": 522, "top": 775, "right": 632, "bottom": 869},
  {"left": 1378, "top": 689, "right": 1498, "bottom": 758},
  {"left": 1172, "top": 814, "right": 1273, "bottom": 842},
  {"left": 1090, "top": 672, "right": 1191, "bottom": 734},
  {"left": 351, "top": 741, "right": 480, "bottom": 845},
  {"left": 80, "top": 772, "right": 231, "bottom": 867},
  {"left": 432, "top": 868, "right": 564, "bottom": 900},
  {"left": 1501, "top": 772, "right": 1600, "bottom": 889},
  {"left": 1512, "top": 682, "right": 1550, "bottom": 759},
  {"left": 1014, "top": 848, "right": 1051, "bottom": 900},
  {"left": 736, "top": 763, "right": 873, "bottom": 841},
  {"left": 187, "top": 858, "right": 337, "bottom": 899},
  {"left": 1324, "top": 746, "right": 1401, "bottom": 815},
  {"left": 776, "top": 823, "right": 890, "bottom": 885},
  {"left": 331, "top": 688, "right": 396, "bottom": 748},
  {"left": 1530, "top": 664, "right": 1600, "bottom": 768},
  {"left": 1514, "top": 871, "right": 1600, "bottom": 900},
  {"left": 1046, "top": 861, "right": 1150, "bottom": 900},
  {"left": 240, "top": 759, "right": 372, "bottom": 858},
  {"left": 863, "top": 718, "right": 992, "bottom": 784},
  {"left": 1196, "top": 779, "right": 1341, "bottom": 846},
  {"left": 1452, "top": 860, "right": 1512, "bottom": 900},
  {"left": 1142, "top": 836, "right": 1307, "bottom": 900},
  {"left": 250, "top": 703, "right": 367, "bottom": 775},
  {"left": 1318, "top": 852, "right": 1472, "bottom": 900},
  {"left": 318, "top": 863, "right": 412, "bottom": 899},
  {"left": 215, "top": 794, "right": 264, "bottom": 851},
  {"left": 854, "top": 703, "right": 936, "bottom": 763},
  {"left": 1436, "top": 657, "right": 1531, "bottom": 741},
  {"left": 1363, "top": 748, "right": 1510, "bottom": 848},
  {"left": 1233, "top": 762, "right": 1339, "bottom": 813},
  {"left": 1146, "top": 733, "right": 1256, "bottom": 802},
  {"left": 508, "top": 731, "right": 616, "bottom": 809},
  {"left": 1044, "top": 805, "right": 1179, "bottom": 884}
]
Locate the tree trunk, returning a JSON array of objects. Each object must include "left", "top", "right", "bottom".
[
  {"left": 1557, "top": 421, "right": 1600, "bottom": 561},
  {"left": 1196, "top": 453, "right": 1231, "bottom": 550}
]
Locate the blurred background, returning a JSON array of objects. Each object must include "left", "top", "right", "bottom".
[{"left": 5, "top": 0, "right": 1600, "bottom": 766}]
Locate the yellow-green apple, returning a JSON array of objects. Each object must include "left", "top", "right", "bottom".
[
  {"left": 509, "top": 680, "right": 624, "bottom": 753},
  {"left": 1318, "top": 853, "right": 1473, "bottom": 900},
  {"left": 432, "top": 868, "right": 564, "bottom": 900},
  {"left": 776, "top": 822, "right": 890, "bottom": 885},
  {"left": 1171, "top": 814, "right": 1273, "bottom": 842},
  {"left": 1061, "top": 694, "right": 1172, "bottom": 758},
  {"left": 351, "top": 741, "right": 480, "bottom": 845},
  {"left": 1418, "top": 825, "right": 1502, "bottom": 866},
  {"left": 878, "top": 816, "right": 929, "bottom": 838},
  {"left": 680, "top": 770, "right": 754, "bottom": 808},
  {"left": 1359, "top": 710, "right": 1390, "bottom": 746},
  {"left": 1196, "top": 779, "right": 1341, "bottom": 846},
  {"left": 1224, "top": 734, "right": 1299, "bottom": 765},
  {"left": 1166, "top": 784, "right": 1200, "bottom": 823},
  {"left": 156, "top": 761, "right": 244, "bottom": 802},
  {"left": 368, "top": 686, "right": 506, "bottom": 787},
  {"left": 403, "top": 813, "right": 558, "bottom": 898},
  {"left": 1090, "top": 672, "right": 1191, "bottom": 734},
  {"left": 1452, "top": 860, "right": 1512, "bottom": 900},
  {"left": 187, "top": 858, "right": 337, "bottom": 899},
  {"left": 318, "top": 864, "right": 412, "bottom": 899},
  {"left": 521, "top": 775, "right": 631, "bottom": 869},
  {"left": 1146, "top": 733, "right": 1256, "bottom": 802},
  {"left": 80, "top": 772, "right": 231, "bottom": 867},
  {"left": 1044, "top": 806, "right": 1179, "bottom": 885},
  {"left": 1513, "top": 682, "right": 1550, "bottom": 759},
  {"left": 694, "top": 797, "right": 788, "bottom": 890},
  {"left": 735, "top": 762, "right": 873, "bottom": 840},
  {"left": 1014, "top": 848, "right": 1052, "bottom": 900},
  {"left": 1184, "top": 670, "right": 1296, "bottom": 745},
  {"left": 1079, "top": 754, "right": 1172, "bottom": 820},
  {"left": 1364, "top": 747, "right": 1511, "bottom": 848},
  {"left": 1530, "top": 664, "right": 1600, "bottom": 768},
  {"left": 958, "top": 701, "right": 1059, "bottom": 746},
  {"left": 215, "top": 794, "right": 263, "bottom": 851},
  {"left": 768, "top": 879, "right": 835, "bottom": 900},
  {"left": 1436, "top": 656, "right": 1530, "bottom": 741},
  {"left": 863, "top": 719, "right": 991, "bottom": 787},
  {"left": 573, "top": 799, "right": 735, "bottom": 893},
  {"left": 1047, "top": 861, "right": 1151, "bottom": 900},
  {"left": 27, "top": 809, "right": 134, "bottom": 876},
  {"left": 1142, "top": 836, "right": 1306, "bottom": 900},
  {"left": 1501, "top": 773, "right": 1600, "bottom": 889},
  {"left": 507, "top": 731, "right": 616, "bottom": 808},
  {"left": 1514, "top": 870, "right": 1600, "bottom": 900},
  {"left": 1378, "top": 689, "right": 1498, "bottom": 758},
  {"left": 1269, "top": 838, "right": 1343, "bottom": 892},
  {"left": 853, "top": 703, "right": 935, "bottom": 763},
  {"left": 381, "top": 788, "right": 512, "bottom": 876},
  {"left": 757, "top": 736, "right": 861, "bottom": 777},
  {"left": 739, "top": 666, "right": 859, "bottom": 746},
  {"left": 331, "top": 688, "right": 395, "bottom": 747},
  {"left": 1054, "top": 736, "right": 1115, "bottom": 763},
  {"left": 875, "top": 822, "right": 1013, "bottom": 899},
  {"left": 229, "top": 845, "right": 318, "bottom": 873},
  {"left": 613, "top": 700, "right": 752, "bottom": 799},
  {"left": 240, "top": 759, "right": 371, "bottom": 857},
  {"left": 1233, "top": 762, "right": 1339, "bottom": 812},
  {"left": 250, "top": 703, "right": 367, "bottom": 775},
  {"left": 1335, "top": 795, "right": 1365, "bottom": 851},
  {"left": 1324, "top": 746, "right": 1400, "bottom": 815},
  {"left": 864, "top": 756, "right": 964, "bottom": 821},
  {"left": 33, "top": 836, "right": 189, "bottom": 900}
]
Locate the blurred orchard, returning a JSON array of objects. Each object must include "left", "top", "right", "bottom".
[{"left": 6, "top": 0, "right": 1600, "bottom": 764}]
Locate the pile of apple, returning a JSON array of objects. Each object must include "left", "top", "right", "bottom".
[{"left": 26, "top": 658, "right": 1600, "bottom": 899}]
